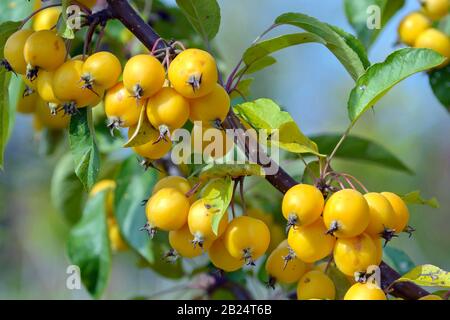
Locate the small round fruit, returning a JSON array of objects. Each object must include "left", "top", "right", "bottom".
[
  {"left": 123, "top": 54, "right": 165, "bottom": 99},
  {"left": 287, "top": 219, "right": 336, "bottom": 263},
  {"left": 323, "top": 189, "right": 370, "bottom": 238},
  {"left": 187, "top": 199, "right": 229, "bottom": 247},
  {"left": 414, "top": 28, "right": 450, "bottom": 66},
  {"left": 35, "top": 99, "right": 70, "bottom": 129},
  {"left": 419, "top": 294, "right": 443, "bottom": 300},
  {"left": 128, "top": 125, "right": 172, "bottom": 159},
  {"left": 146, "top": 87, "right": 190, "bottom": 131},
  {"left": 282, "top": 184, "right": 324, "bottom": 228},
  {"left": 36, "top": 70, "right": 61, "bottom": 104},
  {"left": 398, "top": 12, "right": 431, "bottom": 46},
  {"left": 265, "top": 242, "right": 307, "bottom": 284},
  {"left": 16, "top": 82, "right": 38, "bottom": 114},
  {"left": 268, "top": 224, "right": 285, "bottom": 253},
  {"left": 188, "top": 84, "right": 230, "bottom": 125},
  {"left": 381, "top": 192, "right": 410, "bottom": 233},
  {"left": 153, "top": 176, "right": 191, "bottom": 195},
  {"left": 145, "top": 187, "right": 190, "bottom": 232},
  {"left": 246, "top": 208, "right": 273, "bottom": 226},
  {"left": 90, "top": 179, "right": 116, "bottom": 217},
  {"left": 108, "top": 218, "right": 127, "bottom": 252},
  {"left": 333, "top": 233, "right": 378, "bottom": 276},
  {"left": 81, "top": 51, "right": 122, "bottom": 89},
  {"left": 168, "top": 48, "right": 218, "bottom": 98},
  {"left": 24, "top": 30, "right": 66, "bottom": 72},
  {"left": 421, "top": 0, "right": 450, "bottom": 20},
  {"left": 191, "top": 124, "right": 234, "bottom": 159},
  {"left": 209, "top": 238, "right": 244, "bottom": 272},
  {"left": 372, "top": 236, "right": 383, "bottom": 265},
  {"left": 169, "top": 225, "right": 212, "bottom": 258},
  {"left": 3, "top": 29, "right": 34, "bottom": 74},
  {"left": 297, "top": 270, "right": 335, "bottom": 300},
  {"left": 223, "top": 216, "right": 270, "bottom": 265},
  {"left": 363, "top": 192, "right": 397, "bottom": 236},
  {"left": 52, "top": 60, "right": 104, "bottom": 108},
  {"left": 33, "top": 6, "right": 61, "bottom": 31},
  {"left": 104, "top": 82, "right": 141, "bottom": 128},
  {"left": 344, "top": 282, "right": 387, "bottom": 300}
]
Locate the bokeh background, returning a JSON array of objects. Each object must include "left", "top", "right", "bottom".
[{"left": 0, "top": 0, "right": 448, "bottom": 299}]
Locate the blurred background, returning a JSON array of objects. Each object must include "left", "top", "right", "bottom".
[{"left": 0, "top": 0, "right": 448, "bottom": 299}]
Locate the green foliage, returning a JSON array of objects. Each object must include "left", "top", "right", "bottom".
[
  {"left": 395, "top": 264, "right": 450, "bottom": 288},
  {"left": 400, "top": 190, "right": 440, "bottom": 208},
  {"left": 58, "top": 0, "right": 75, "bottom": 39},
  {"left": 198, "top": 163, "right": 265, "bottom": 180},
  {"left": 230, "top": 78, "right": 254, "bottom": 100},
  {"left": 69, "top": 108, "right": 100, "bottom": 190},
  {"left": 348, "top": 48, "right": 445, "bottom": 122},
  {"left": 114, "top": 157, "right": 183, "bottom": 278},
  {"left": 234, "top": 98, "right": 320, "bottom": 155},
  {"left": 274, "top": 13, "right": 369, "bottom": 80},
  {"left": 383, "top": 246, "right": 415, "bottom": 275},
  {"left": 344, "top": 0, "right": 405, "bottom": 48},
  {"left": 176, "top": 0, "right": 221, "bottom": 43},
  {"left": 429, "top": 64, "right": 450, "bottom": 110},
  {"left": 325, "top": 264, "right": 352, "bottom": 300},
  {"left": 311, "top": 134, "right": 412, "bottom": 173},
  {"left": 51, "top": 153, "right": 85, "bottom": 224},
  {"left": 67, "top": 190, "right": 111, "bottom": 299},
  {"left": 200, "top": 177, "right": 234, "bottom": 235}
]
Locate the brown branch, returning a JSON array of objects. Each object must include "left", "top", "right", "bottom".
[{"left": 104, "top": 0, "right": 428, "bottom": 300}]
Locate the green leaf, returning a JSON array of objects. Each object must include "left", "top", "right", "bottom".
[
  {"left": 348, "top": 48, "right": 446, "bottom": 122},
  {"left": 176, "top": 0, "right": 221, "bottom": 42},
  {"left": 311, "top": 134, "right": 412, "bottom": 173},
  {"left": 234, "top": 98, "right": 320, "bottom": 155},
  {"left": 243, "top": 33, "right": 324, "bottom": 66},
  {"left": 344, "top": 0, "right": 405, "bottom": 48},
  {"left": 114, "top": 157, "right": 183, "bottom": 278},
  {"left": 197, "top": 163, "right": 265, "bottom": 180},
  {"left": 429, "top": 63, "right": 450, "bottom": 110},
  {"left": 69, "top": 108, "right": 100, "bottom": 191},
  {"left": 400, "top": 190, "right": 439, "bottom": 208},
  {"left": 325, "top": 264, "right": 352, "bottom": 300},
  {"left": 229, "top": 78, "right": 254, "bottom": 100},
  {"left": 301, "top": 160, "right": 321, "bottom": 185},
  {"left": 394, "top": 264, "right": 450, "bottom": 288},
  {"left": 67, "top": 190, "right": 111, "bottom": 298},
  {"left": 239, "top": 56, "right": 277, "bottom": 76},
  {"left": 274, "top": 13, "right": 369, "bottom": 80},
  {"left": 201, "top": 177, "right": 234, "bottom": 236},
  {"left": 58, "top": 0, "right": 75, "bottom": 39},
  {"left": 383, "top": 246, "right": 415, "bottom": 275},
  {"left": 122, "top": 105, "right": 156, "bottom": 148},
  {"left": 51, "top": 154, "right": 85, "bottom": 225}
]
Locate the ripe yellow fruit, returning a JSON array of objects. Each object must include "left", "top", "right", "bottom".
[
  {"left": 191, "top": 124, "right": 234, "bottom": 159},
  {"left": 128, "top": 125, "right": 172, "bottom": 160},
  {"left": 333, "top": 233, "right": 378, "bottom": 276},
  {"left": 297, "top": 270, "right": 335, "bottom": 300},
  {"left": 81, "top": 51, "right": 122, "bottom": 90},
  {"left": 268, "top": 224, "right": 285, "bottom": 253},
  {"left": 288, "top": 219, "right": 336, "bottom": 263},
  {"left": 282, "top": 184, "right": 324, "bottom": 228},
  {"left": 153, "top": 176, "right": 191, "bottom": 195},
  {"left": 223, "top": 216, "right": 270, "bottom": 265},
  {"left": 35, "top": 99, "right": 70, "bottom": 129},
  {"left": 344, "top": 282, "right": 387, "bottom": 300},
  {"left": 24, "top": 30, "right": 66, "bottom": 73},
  {"left": 3, "top": 29, "right": 34, "bottom": 74},
  {"left": 104, "top": 82, "right": 142, "bottom": 128},
  {"left": 52, "top": 60, "right": 104, "bottom": 108},
  {"left": 323, "top": 189, "right": 370, "bottom": 238},
  {"left": 145, "top": 187, "right": 190, "bottom": 232},
  {"left": 398, "top": 12, "right": 431, "bottom": 46},
  {"left": 246, "top": 208, "right": 273, "bottom": 226},
  {"left": 168, "top": 48, "right": 218, "bottom": 98},
  {"left": 146, "top": 87, "right": 190, "bottom": 131},
  {"left": 419, "top": 294, "right": 443, "bottom": 300},
  {"left": 381, "top": 192, "right": 410, "bottom": 233},
  {"left": 421, "top": 0, "right": 450, "bottom": 20},
  {"left": 372, "top": 235, "right": 383, "bottom": 265},
  {"left": 90, "top": 179, "right": 116, "bottom": 217},
  {"left": 209, "top": 238, "right": 244, "bottom": 272},
  {"left": 36, "top": 70, "right": 61, "bottom": 104},
  {"left": 265, "top": 241, "right": 307, "bottom": 284},
  {"left": 363, "top": 192, "right": 397, "bottom": 236},
  {"left": 33, "top": 7, "right": 61, "bottom": 31},
  {"left": 108, "top": 218, "right": 127, "bottom": 252},
  {"left": 187, "top": 199, "right": 228, "bottom": 247},
  {"left": 169, "top": 225, "right": 212, "bottom": 258},
  {"left": 16, "top": 82, "right": 38, "bottom": 114},
  {"left": 188, "top": 84, "right": 230, "bottom": 125},
  {"left": 414, "top": 28, "right": 450, "bottom": 66},
  {"left": 123, "top": 54, "right": 165, "bottom": 99}
]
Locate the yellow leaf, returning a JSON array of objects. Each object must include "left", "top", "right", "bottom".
[{"left": 394, "top": 264, "right": 450, "bottom": 288}]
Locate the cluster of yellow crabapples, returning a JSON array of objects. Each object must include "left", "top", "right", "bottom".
[
  {"left": 4, "top": 7, "right": 231, "bottom": 162},
  {"left": 398, "top": 0, "right": 450, "bottom": 66}
]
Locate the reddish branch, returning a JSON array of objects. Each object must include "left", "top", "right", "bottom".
[{"left": 104, "top": 0, "right": 427, "bottom": 300}]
